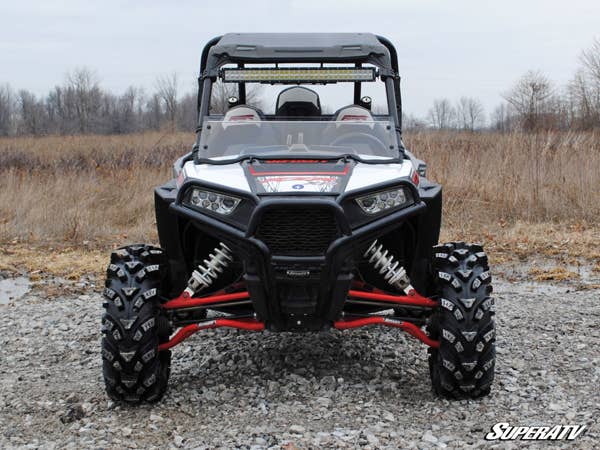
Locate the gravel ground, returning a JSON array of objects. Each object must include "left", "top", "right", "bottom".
[{"left": 0, "top": 273, "right": 599, "bottom": 449}]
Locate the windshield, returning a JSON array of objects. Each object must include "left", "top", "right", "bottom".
[{"left": 199, "top": 119, "right": 399, "bottom": 162}]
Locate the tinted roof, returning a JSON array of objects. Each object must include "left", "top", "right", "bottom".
[{"left": 204, "top": 33, "right": 394, "bottom": 74}]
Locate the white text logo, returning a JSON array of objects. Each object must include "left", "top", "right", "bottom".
[{"left": 485, "top": 422, "right": 586, "bottom": 441}]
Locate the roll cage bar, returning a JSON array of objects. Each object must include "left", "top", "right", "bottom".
[{"left": 196, "top": 33, "right": 403, "bottom": 134}]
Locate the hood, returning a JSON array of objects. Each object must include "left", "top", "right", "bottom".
[
  {"left": 181, "top": 158, "right": 415, "bottom": 195},
  {"left": 244, "top": 159, "right": 352, "bottom": 194}
]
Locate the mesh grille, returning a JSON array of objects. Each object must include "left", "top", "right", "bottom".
[{"left": 256, "top": 207, "right": 339, "bottom": 256}]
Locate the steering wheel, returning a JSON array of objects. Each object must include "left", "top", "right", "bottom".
[{"left": 330, "top": 132, "right": 387, "bottom": 153}]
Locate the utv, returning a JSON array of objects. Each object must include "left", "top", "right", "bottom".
[{"left": 101, "top": 33, "right": 495, "bottom": 403}]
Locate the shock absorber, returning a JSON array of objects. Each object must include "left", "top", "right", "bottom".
[
  {"left": 364, "top": 240, "right": 414, "bottom": 293},
  {"left": 183, "top": 242, "right": 233, "bottom": 297}
]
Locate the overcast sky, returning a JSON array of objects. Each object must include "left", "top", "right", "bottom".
[{"left": 1, "top": 0, "right": 599, "bottom": 118}]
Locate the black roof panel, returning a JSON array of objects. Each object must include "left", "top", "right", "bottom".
[{"left": 204, "top": 33, "right": 393, "bottom": 73}]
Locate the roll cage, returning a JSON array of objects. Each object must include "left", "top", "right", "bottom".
[{"left": 195, "top": 33, "right": 403, "bottom": 134}]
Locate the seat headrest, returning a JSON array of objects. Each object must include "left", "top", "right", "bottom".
[
  {"left": 222, "top": 105, "right": 263, "bottom": 128},
  {"left": 333, "top": 105, "right": 373, "bottom": 122}
]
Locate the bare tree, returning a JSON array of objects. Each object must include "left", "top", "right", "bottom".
[
  {"left": 114, "top": 86, "right": 145, "bottom": 133},
  {"left": 569, "top": 69, "right": 600, "bottom": 128},
  {"left": 97, "top": 91, "right": 117, "bottom": 133},
  {"left": 209, "top": 81, "right": 265, "bottom": 114},
  {"left": 46, "top": 86, "right": 71, "bottom": 133},
  {"left": 156, "top": 73, "right": 178, "bottom": 128},
  {"left": 502, "top": 70, "right": 555, "bottom": 131},
  {"left": 568, "top": 38, "right": 600, "bottom": 129},
  {"left": 456, "top": 96, "right": 485, "bottom": 131},
  {"left": 18, "top": 90, "right": 46, "bottom": 135},
  {"left": 581, "top": 37, "right": 600, "bottom": 83},
  {"left": 178, "top": 92, "right": 198, "bottom": 130},
  {"left": 427, "top": 98, "right": 456, "bottom": 129},
  {"left": 0, "top": 84, "right": 15, "bottom": 136},
  {"left": 65, "top": 67, "right": 102, "bottom": 133},
  {"left": 402, "top": 113, "right": 428, "bottom": 131},
  {"left": 209, "top": 81, "right": 235, "bottom": 115},
  {"left": 490, "top": 102, "right": 516, "bottom": 133},
  {"left": 144, "top": 93, "right": 163, "bottom": 130}
]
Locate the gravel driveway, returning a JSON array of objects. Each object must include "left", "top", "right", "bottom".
[{"left": 0, "top": 276, "right": 598, "bottom": 449}]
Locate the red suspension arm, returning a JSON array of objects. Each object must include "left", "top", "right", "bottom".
[
  {"left": 158, "top": 288, "right": 439, "bottom": 350},
  {"left": 158, "top": 318, "right": 265, "bottom": 351},
  {"left": 162, "top": 289, "right": 435, "bottom": 310},
  {"left": 159, "top": 316, "right": 438, "bottom": 350},
  {"left": 162, "top": 291, "right": 251, "bottom": 310},
  {"left": 347, "top": 289, "right": 438, "bottom": 308},
  {"left": 334, "top": 316, "right": 439, "bottom": 348}
]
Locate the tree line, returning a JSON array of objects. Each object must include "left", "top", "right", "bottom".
[
  {"left": 0, "top": 68, "right": 266, "bottom": 137},
  {"left": 0, "top": 70, "right": 201, "bottom": 136},
  {"left": 0, "top": 38, "right": 598, "bottom": 136},
  {"left": 0, "top": 68, "right": 196, "bottom": 136},
  {"left": 405, "top": 38, "right": 600, "bottom": 132}
]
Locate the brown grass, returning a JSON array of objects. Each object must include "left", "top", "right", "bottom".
[
  {"left": 407, "top": 131, "right": 600, "bottom": 226},
  {"left": 1, "top": 130, "right": 599, "bottom": 278},
  {"left": 528, "top": 266, "right": 580, "bottom": 282},
  {"left": 0, "top": 245, "right": 104, "bottom": 280},
  {"left": 0, "top": 132, "right": 193, "bottom": 244}
]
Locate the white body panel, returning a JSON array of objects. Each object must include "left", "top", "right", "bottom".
[
  {"left": 182, "top": 158, "right": 416, "bottom": 194},
  {"left": 345, "top": 160, "right": 415, "bottom": 193},
  {"left": 183, "top": 161, "right": 251, "bottom": 192}
]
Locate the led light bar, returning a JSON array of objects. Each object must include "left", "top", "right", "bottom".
[{"left": 221, "top": 67, "right": 376, "bottom": 83}]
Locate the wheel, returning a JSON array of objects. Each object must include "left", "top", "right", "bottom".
[
  {"left": 427, "top": 242, "right": 496, "bottom": 398},
  {"left": 101, "top": 245, "right": 172, "bottom": 403}
]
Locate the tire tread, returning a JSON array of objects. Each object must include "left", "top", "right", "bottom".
[
  {"left": 428, "top": 242, "right": 496, "bottom": 399},
  {"left": 101, "top": 244, "right": 170, "bottom": 404}
]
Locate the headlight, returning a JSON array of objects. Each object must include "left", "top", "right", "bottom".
[
  {"left": 184, "top": 187, "right": 241, "bottom": 215},
  {"left": 356, "top": 187, "right": 412, "bottom": 215}
]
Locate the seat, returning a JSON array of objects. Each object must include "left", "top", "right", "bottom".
[
  {"left": 211, "top": 105, "right": 268, "bottom": 157},
  {"left": 223, "top": 105, "right": 265, "bottom": 122},
  {"left": 332, "top": 105, "right": 373, "bottom": 122},
  {"left": 275, "top": 87, "right": 322, "bottom": 119}
]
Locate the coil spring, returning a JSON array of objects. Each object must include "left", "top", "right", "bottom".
[
  {"left": 364, "top": 240, "right": 411, "bottom": 291},
  {"left": 186, "top": 242, "right": 233, "bottom": 294}
]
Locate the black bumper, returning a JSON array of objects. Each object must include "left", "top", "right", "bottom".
[{"left": 167, "top": 194, "right": 426, "bottom": 331}]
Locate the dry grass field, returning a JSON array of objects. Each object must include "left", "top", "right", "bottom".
[
  {"left": 1, "top": 130, "right": 599, "bottom": 278},
  {"left": 0, "top": 132, "right": 189, "bottom": 244}
]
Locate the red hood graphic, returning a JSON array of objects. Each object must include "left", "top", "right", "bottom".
[{"left": 245, "top": 159, "right": 352, "bottom": 194}]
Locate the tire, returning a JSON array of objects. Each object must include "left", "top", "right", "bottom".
[
  {"left": 427, "top": 242, "right": 496, "bottom": 399},
  {"left": 101, "top": 245, "right": 171, "bottom": 403}
]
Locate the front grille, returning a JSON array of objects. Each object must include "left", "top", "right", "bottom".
[{"left": 256, "top": 207, "right": 339, "bottom": 256}]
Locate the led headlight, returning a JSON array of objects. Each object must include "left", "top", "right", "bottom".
[
  {"left": 184, "top": 188, "right": 241, "bottom": 215},
  {"left": 356, "top": 187, "right": 412, "bottom": 215}
]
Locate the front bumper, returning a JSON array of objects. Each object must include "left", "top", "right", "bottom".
[{"left": 169, "top": 191, "right": 426, "bottom": 331}]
